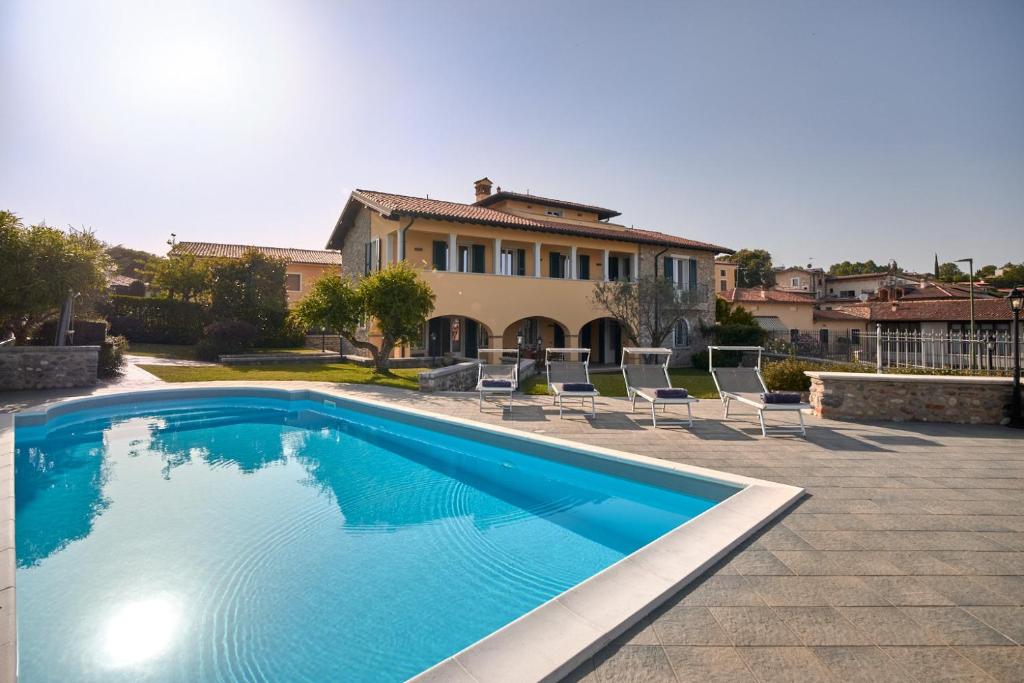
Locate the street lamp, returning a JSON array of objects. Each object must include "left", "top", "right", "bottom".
[
  {"left": 321, "top": 326, "right": 326, "bottom": 353},
  {"left": 1008, "top": 287, "right": 1023, "bottom": 428},
  {"left": 955, "top": 257, "right": 975, "bottom": 367}
]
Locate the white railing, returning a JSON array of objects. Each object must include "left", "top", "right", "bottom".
[{"left": 866, "top": 326, "right": 1021, "bottom": 373}]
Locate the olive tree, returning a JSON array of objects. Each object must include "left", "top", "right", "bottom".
[
  {"left": 591, "top": 275, "right": 693, "bottom": 347},
  {"left": 294, "top": 263, "right": 435, "bottom": 372},
  {"left": 0, "top": 211, "right": 108, "bottom": 343}
]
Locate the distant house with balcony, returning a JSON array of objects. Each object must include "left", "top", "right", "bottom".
[
  {"left": 715, "top": 259, "right": 738, "bottom": 293},
  {"left": 325, "top": 178, "right": 733, "bottom": 364},
  {"left": 773, "top": 265, "right": 826, "bottom": 298},
  {"left": 171, "top": 241, "right": 343, "bottom": 305}
]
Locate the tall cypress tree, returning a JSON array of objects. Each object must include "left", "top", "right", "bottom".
[{"left": 934, "top": 253, "right": 940, "bottom": 279}]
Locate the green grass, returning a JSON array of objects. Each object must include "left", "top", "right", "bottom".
[
  {"left": 137, "top": 362, "right": 424, "bottom": 390},
  {"left": 127, "top": 343, "right": 324, "bottom": 360},
  {"left": 520, "top": 368, "right": 719, "bottom": 399}
]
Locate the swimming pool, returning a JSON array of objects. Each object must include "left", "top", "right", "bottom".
[{"left": 4, "top": 388, "right": 802, "bottom": 682}]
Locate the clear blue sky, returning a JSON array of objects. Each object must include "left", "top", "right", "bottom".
[{"left": 2, "top": 0, "right": 1021, "bottom": 271}]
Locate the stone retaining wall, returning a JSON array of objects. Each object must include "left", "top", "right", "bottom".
[
  {"left": 0, "top": 346, "right": 99, "bottom": 390},
  {"left": 418, "top": 360, "right": 481, "bottom": 392},
  {"left": 806, "top": 371, "right": 1017, "bottom": 425}
]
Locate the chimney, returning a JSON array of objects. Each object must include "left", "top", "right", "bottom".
[{"left": 473, "top": 177, "right": 493, "bottom": 202}]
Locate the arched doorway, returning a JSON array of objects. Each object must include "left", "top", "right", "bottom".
[
  {"left": 502, "top": 317, "right": 570, "bottom": 357},
  {"left": 578, "top": 317, "right": 628, "bottom": 365},
  {"left": 424, "top": 315, "right": 492, "bottom": 358}
]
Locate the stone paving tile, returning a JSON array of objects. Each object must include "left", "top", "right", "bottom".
[
  {"left": 966, "top": 576, "right": 1024, "bottom": 605},
  {"left": 964, "top": 607, "right": 1024, "bottom": 644},
  {"left": 859, "top": 576, "right": 958, "bottom": 606},
  {"left": 903, "top": 607, "right": 1015, "bottom": 647},
  {"left": 810, "top": 646, "right": 913, "bottom": 682},
  {"left": 719, "top": 549, "right": 795, "bottom": 576},
  {"left": 662, "top": 646, "right": 756, "bottom": 682},
  {"left": 880, "top": 646, "right": 993, "bottom": 682},
  {"left": 649, "top": 607, "right": 732, "bottom": 646},
  {"left": 589, "top": 644, "right": 677, "bottom": 683},
  {"left": 773, "top": 606, "right": 874, "bottom": 646},
  {"left": 955, "top": 646, "right": 1024, "bottom": 682},
  {"left": 707, "top": 606, "right": 803, "bottom": 646},
  {"left": 838, "top": 607, "right": 947, "bottom": 646},
  {"left": 915, "top": 576, "right": 1018, "bottom": 606},
  {"left": 735, "top": 647, "right": 835, "bottom": 682}
]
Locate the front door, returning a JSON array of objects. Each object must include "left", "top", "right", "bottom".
[
  {"left": 464, "top": 318, "right": 479, "bottom": 358},
  {"left": 610, "top": 320, "right": 622, "bottom": 364},
  {"left": 427, "top": 318, "right": 451, "bottom": 356},
  {"left": 553, "top": 324, "right": 565, "bottom": 348}
]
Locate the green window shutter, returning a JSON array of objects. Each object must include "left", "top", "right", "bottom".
[
  {"left": 471, "top": 244, "right": 486, "bottom": 273},
  {"left": 688, "top": 259, "right": 698, "bottom": 290},
  {"left": 432, "top": 241, "right": 447, "bottom": 270},
  {"left": 608, "top": 257, "right": 619, "bottom": 281},
  {"left": 516, "top": 249, "right": 526, "bottom": 276},
  {"left": 578, "top": 255, "right": 590, "bottom": 280},
  {"left": 549, "top": 252, "right": 561, "bottom": 278},
  {"left": 664, "top": 256, "right": 673, "bottom": 280}
]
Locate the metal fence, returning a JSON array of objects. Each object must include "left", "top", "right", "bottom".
[{"left": 766, "top": 325, "right": 1022, "bottom": 374}]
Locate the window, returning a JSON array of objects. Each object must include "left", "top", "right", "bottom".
[
  {"left": 285, "top": 273, "right": 301, "bottom": 292},
  {"left": 432, "top": 240, "right": 448, "bottom": 270},
  {"left": 790, "top": 277, "right": 800, "bottom": 287},
  {"left": 851, "top": 329, "right": 861, "bottom": 345},
  {"left": 840, "top": 290, "right": 855, "bottom": 298},
  {"left": 578, "top": 254, "right": 590, "bottom": 280},
  {"left": 720, "top": 280, "right": 727, "bottom": 291},
  {"left": 664, "top": 256, "right": 697, "bottom": 290},
  {"left": 548, "top": 252, "right": 567, "bottom": 278},
  {"left": 673, "top": 319, "right": 690, "bottom": 347},
  {"left": 544, "top": 208, "right": 564, "bottom": 217},
  {"left": 720, "top": 269, "right": 725, "bottom": 277}
]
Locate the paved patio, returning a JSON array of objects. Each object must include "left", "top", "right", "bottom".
[{"left": 3, "top": 374, "right": 1023, "bottom": 682}]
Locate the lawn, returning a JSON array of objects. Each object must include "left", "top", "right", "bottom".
[
  {"left": 128, "top": 343, "right": 326, "bottom": 360},
  {"left": 137, "top": 362, "right": 424, "bottom": 390},
  {"left": 520, "top": 368, "right": 719, "bottom": 399}
]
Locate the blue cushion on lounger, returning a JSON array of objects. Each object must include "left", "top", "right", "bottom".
[
  {"left": 481, "top": 379, "right": 512, "bottom": 388},
  {"left": 562, "top": 382, "right": 595, "bottom": 392},
  {"left": 655, "top": 388, "right": 688, "bottom": 399},
  {"left": 761, "top": 391, "right": 801, "bottom": 404}
]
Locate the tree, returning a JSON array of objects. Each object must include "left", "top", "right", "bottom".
[
  {"left": 146, "top": 254, "right": 212, "bottom": 302},
  {"left": 827, "top": 260, "right": 889, "bottom": 276},
  {"left": 987, "top": 262, "right": 1024, "bottom": 288},
  {"left": 0, "top": 211, "right": 108, "bottom": 342},
  {"left": 107, "top": 244, "right": 157, "bottom": 279},
  {"left": 591, "top": 275, "right": 694, "bottom": 348},
  {"left": 977, "top": 264, "right": 997, "bottom": 280},
  {"left": 208, "top": 250, "right": 289, "bottom": 341},
  {"left": 294, "top": 263, "right": 435, "bottom": 372},
  {"left": 937, "top": 262, "right": 964, "bottom": 282},
  {"left": 715, "top": 298, "right": 756, "bottom": 326},
  {"left": 726, "top": 249, "right": 774, "bottom": 287}
]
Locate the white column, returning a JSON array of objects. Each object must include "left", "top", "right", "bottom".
[
  {"left": 448, "top": 233, "right": 457, "bottom": 272},
  {"left": 569, "top": 245, "right": 578, "bottom": 280},
  {"left": 631, "top": 252, "right": 638, "bottom": 281},
  {"left": 603, "top": 249, "right": 610, "bottom": 281},
  {"left": 397, "top": 229, "right": 405, "bottom": 261},
  {"left": 385, "top": 232, "right": 393, "bottom": 265},
  {"left": 494, "top": 237, "right": 502, "bottom": 275},
  {"left": 534, "top": 242, "right": 542, "bottom": 278}
]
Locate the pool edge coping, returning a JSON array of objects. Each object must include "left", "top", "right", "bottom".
[
  {"left": 6, "top": 385, "right": 804, "bottom": 683},
  {"left": 1, "top": 412, "right": 14, "bottom": 683}
]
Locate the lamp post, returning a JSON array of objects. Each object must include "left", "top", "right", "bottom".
[
  {"left": 955, "top": 257, "right": 975, "bottom": 367},
  {"left": 321, "top": 326, "right": 326, "bottom": 353},
  {"left": 1008, "top": 287, "right": 1023, "bottom": 428}
]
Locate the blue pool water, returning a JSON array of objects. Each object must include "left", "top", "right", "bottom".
[{"left": 14, "top": 395, "right": 730, "bottom": 682}]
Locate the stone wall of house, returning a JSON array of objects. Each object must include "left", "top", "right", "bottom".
[
  {"left": 339, "top": 206, "right": 371, "bottom": 279},
  {"left": 0, "top": 346, "right": 99, "bottom": 390},
  {"left": 637, "top": 244, "right": 717, "bottom": 367},
  {"left": 806, "top": 371, "right": 1017, "bottom": 425}
]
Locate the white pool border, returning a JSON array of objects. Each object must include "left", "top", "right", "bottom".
[{"left": 2, "top": 386, "right": 803, "bottom": 683}]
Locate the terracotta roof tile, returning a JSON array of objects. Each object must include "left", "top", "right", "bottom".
[
  {"left": 344, "top": 189, "right": 733, "bottom": 254},
  {"left": 718, "top": 288, "right": 817, "bottom": 304},
  {"left": 173, "top": 241, "right": 343, "bottom": 265},
  {"left": 836, "top": 299, "right": 1014, "bottom": 322},
  {"left": 474, "top": 190, "right": 621, "bottom": 220}
]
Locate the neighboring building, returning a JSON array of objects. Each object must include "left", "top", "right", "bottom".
[
  {"left": 823, "top": 272, "right": 925, "bottom": 301},
  {"left": 715, "top": 259, "right": 737, "bottom": 293},
  {"left": 898, "top": 282, "right": 995, "bottom": 301},
  {"left": 172, "top": 241, "right": 343, "bottom": 305},
  {"left": 773, "top": 265, "right": 826, "bottom": 298},
  {"left": 717, "top": 287, "right": 817, "bottom": 333},
  {"left": 106, "top": 273, "right": 146, "bottom": 297},
  {"left": 832, "top": 299, "right": 1019, "bottom": 337},
  {"left": 812, "top": 308, "right": 871, "bottom": 344},
  {"left": 325, "top": 178, "right": 733, "bottom": 364}
]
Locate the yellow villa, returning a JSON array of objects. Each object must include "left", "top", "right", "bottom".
[{"left": 326, "top": 178, "right": 733, "bottom": 364}]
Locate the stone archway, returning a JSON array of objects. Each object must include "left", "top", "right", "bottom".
[
  {"left": 424, "top": 315, "right": 493, "bottom": 358},
  {"left": 578, "top": 317, "right": 631, "bottom": 365}
]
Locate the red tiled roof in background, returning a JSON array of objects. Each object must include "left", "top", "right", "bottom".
[
  {"left": 335, "top": 189, "right": 734, "bottom": 254},
  {"left": 718, "top": 288, "right": 817, "bottom": 304},
  {"left": 899, "top": 283, "right": 996, "bottom": 300},
  {"left": 473, "top": 190, "right": 621, "bottom": 220},
  {"left": 173, "top": 241, "right": 343, "bottom": 265},
  {"left": 813, "top": 308, "right": 869, "bottom": 322},
  {"left": 835, "top": 299, "right": 1014, "bottom": 322}
]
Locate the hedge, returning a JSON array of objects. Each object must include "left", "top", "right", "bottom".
[
  {"left": 32, "top": 318, "right": 108, "bottom": 346},
  {"left": 101, "top": 295, "right": 209, "bottom": 344}
]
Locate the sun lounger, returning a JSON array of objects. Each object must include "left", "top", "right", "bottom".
[
  {"left": 621, "top": 347, "right": 698, "bottom": 427},
  {"left": 476, "top": 348, "right": 519, "bottom": 411},
  {"left": 709, "top": 346, "right": 809, "bottom": 437},
  {"left": 545, "top": 348, "right": 599, "bottom": 418}
]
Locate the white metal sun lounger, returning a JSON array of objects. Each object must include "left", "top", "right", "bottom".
[
  {"left": 709, "top": 345, "right": 809, "bottom": 437},
  {"left": 621, "top": 347, "right": 698, "bottom": 428},
  {"left": 545, "top": 347, "right": 599, "bottom": 418},
  {"left": 476, "top": 348, "right": 520, "bottom": 411}
]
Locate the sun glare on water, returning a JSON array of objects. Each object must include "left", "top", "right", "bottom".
[{"left": 102, "top": 596, "right": 183, "bottom": 668}]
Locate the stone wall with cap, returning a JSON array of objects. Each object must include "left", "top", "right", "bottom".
[
  {"left": 0, "top": 346, "right": 99, "bottom": 390},
  {"left": 806, "top": 371, "right": 1017, "bottom": 425}
]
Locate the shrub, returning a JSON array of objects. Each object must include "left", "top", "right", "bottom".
[
  {"left": 715, "top": 323, "right": 768, "bottom": 347},
  {"left": 691, "top": 348, "right": 743, "bottom": 370},
  {"left": 102, "top": 295, "right": 208, "bottom": 344},
  {"left": 195, "top": 320, "right": 258, "bottom": 361},
  {"left": 99, "top": 335, "right": 128, "bottom": 378},
  {"left": 762, "top": 358, "right": 875, "bottom": 391},
  {"left": 32, "top": 318, "right": 108, "bottom": 345},
  {"left": 257, "top": 311, "right": 308, "bottom": 348}
]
